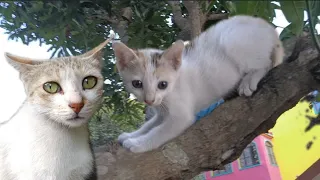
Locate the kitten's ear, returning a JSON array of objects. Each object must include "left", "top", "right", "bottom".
[
  {"left": 162, "top": 40, "right": 185, "bottom": 70},
  {"left": 80, "top": 35, "right": 114, "bottom": 66},
  {"left": 4, "top": 52, "right": 44, "bottom": 73},
  {"left": 112, "top": 41, "right": 138, "bottom": 70}
]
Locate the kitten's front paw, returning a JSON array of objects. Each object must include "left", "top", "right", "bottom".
[
  {"left": 118, "top": 132, "right": 132, "bottom": 143},
  {"left": 238, "top": 77, "right": 255, "bottom": 96},
  {"left": 122, "top": 138, "right": 149, "bottom": 153}
]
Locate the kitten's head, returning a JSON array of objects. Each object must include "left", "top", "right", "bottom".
[
  {"left": 112, "top": 40, "right": 185, "bottom": 106},
  {"left": 5, "top": 37, "right": 112, "bottom": 128}
]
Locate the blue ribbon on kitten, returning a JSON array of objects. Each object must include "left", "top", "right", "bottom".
[
  {"left": 194, "top": 90, "right": 320, "bottom": 122},
  {"left": 195, "top": 99, "right": 225, "bottom": 122}
]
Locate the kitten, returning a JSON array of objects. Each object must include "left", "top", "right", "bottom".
[
  {"left": 0, "top": 36, "right": 113, "bottom": 180},
  {"left": 112, "top": 15, "right": 284, "bottom": 153}
]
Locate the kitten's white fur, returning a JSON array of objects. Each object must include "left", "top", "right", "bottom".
[
  {"left": 112, "top": 15, "right": 284, "bottom": 153},
  {"left": 0, "top": 38, "right": 112, "bottom": 180}
]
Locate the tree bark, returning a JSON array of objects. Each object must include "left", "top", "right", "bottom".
[
  {"left": 94, "top": 35, "right": 320, "bottom": 180},
  {"left": 183, "top": 1, "right": 202, "bottom": 38},
  {"left": 168, "top": 1, "right": 228, "bottom": 41}
]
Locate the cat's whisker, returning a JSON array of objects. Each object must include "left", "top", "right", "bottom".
[{"left": 159, "top": 103, "right": 169, "bottom": 115}]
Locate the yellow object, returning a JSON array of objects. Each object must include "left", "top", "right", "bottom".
[{"left": 270, "top": 95, "right": 320, "bottom": 180}]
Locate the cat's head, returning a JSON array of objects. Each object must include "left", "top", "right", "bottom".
[
  {"left": 112, "top": 40, "right": 185, "bottom": 106},
  {"left": 5, "top": 37, "right": 112, "bottom": 128}
]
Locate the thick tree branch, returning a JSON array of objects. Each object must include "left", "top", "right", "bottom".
[
  {"left": 167, "top": 1, "right": 191, "bottom": 41},
  {"left": 94, "top": 36, "right": 320, "bottom": 180},
  {"left": 168, "top": 1, "right": 228, "bottom": 40},
  {"left": 167, "top": 1, "right": 188, "bottom": 29},
  {"left": 91, "top": 7, "right": 132, "bottom": 44},
  {"left": 183, "top": 1, "right": 202, "bottom": 38},
  {"left": 111, "top": 7, "right": 133, "bottom": 44}
]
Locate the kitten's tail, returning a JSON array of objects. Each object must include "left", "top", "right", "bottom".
[{"left": 271, "top": 38, "right": 285, "bottom": 67}]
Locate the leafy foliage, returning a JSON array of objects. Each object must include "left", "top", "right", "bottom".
[
  {"left": 125, "top": 1, "right": 178, "bottom": 49},
  {"left": 0, "top": 0, "right": 319, "bottom": 146},
  {"left": 280, "top": 1, "right": 306, "bottom": 36}
]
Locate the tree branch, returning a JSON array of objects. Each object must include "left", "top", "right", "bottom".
[
  {"left": 183, "top": 1, "right": 202, "bottom": 38},
  {"left": 94, "top": 37, "right": 320, "bottom": 180},
  {"left": 88, "top": 7, "right": 132, "bottom": 44},
  {"left": 167, "top": 1, "right": 192, "bottom": 41},
  {"left": 167, "top": 1, "right": 188, "bottom": 29},
  {"left": 207, "top": 13, "right": 229, "bottom": 21}
]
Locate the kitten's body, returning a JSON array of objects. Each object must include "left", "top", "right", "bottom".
[
  {"left": 0, "top": 37, "right": 112, "bottom": 180},
  {"left": 112, "top": 15, "right": 284, "bottom": 153}
]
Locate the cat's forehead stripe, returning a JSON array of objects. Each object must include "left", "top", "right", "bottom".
[
  {"left": 136, "top": 49, "right": 164, "bottom": 67},
  {"left": 151, "top": 52, "right": 163, "bottom": 68}
]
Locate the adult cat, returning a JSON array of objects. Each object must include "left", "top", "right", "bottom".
[
  {"left": 112, "top": 15, "right": 284, "bottom": 153},
  {"left": 0, "top": 36, "right": 113, "bottom": 180}
]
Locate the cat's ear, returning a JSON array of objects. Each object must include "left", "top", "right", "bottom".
[
  {"left": 112, "top": 41, "right": 138, "bottom": 70},
  {"left": 162, "top": 40, "right": 185, "bottom": 70},
  {"left": 80, "top": 35, "right": 114, "bottom": 67},
  {"left": 4, "top": 52, "right": 44, "bottom": 73}
]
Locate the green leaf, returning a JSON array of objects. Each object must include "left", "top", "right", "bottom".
[
  {"left": 233, "top": 1, "right": 258, "bottom": 15},
  {"left": 310, "top": 0, "right": 320, "bottom": 29},
  {"left": 225, "top": 1, "right": 237, "bottom": 15},
  {"left": 280, "top": 1, "right": 306, "bottom": 35},
  {"left": 279, "top": 23, "right": 295, "bottom": 41},
  {"left": 70, "top": 31, "right": 79, "bottom": 35}
]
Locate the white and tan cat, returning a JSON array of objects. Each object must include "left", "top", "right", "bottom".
[
  {"left": 0, "top": 37, "right": 113, "bottom": 180},
  {"left": 112, "top": 15, "right": 284, "bottom": 153}
]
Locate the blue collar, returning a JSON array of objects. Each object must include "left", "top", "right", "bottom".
[{"left": 195, "top": 99, "right": 225, "bottom": 122}]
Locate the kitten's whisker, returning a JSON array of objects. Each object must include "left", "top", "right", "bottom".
[{"left": 159, "top": 103, "right": 169, "bottom": 115}]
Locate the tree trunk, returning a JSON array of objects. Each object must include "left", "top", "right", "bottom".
[{"left": 93, "top": 35, "right": 320, "bottom": 179}]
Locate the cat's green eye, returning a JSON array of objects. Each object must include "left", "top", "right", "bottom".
[
  {"left": 43, "top": 82, "right": 61, "bottom": 94},
  {"left": 83, "top": 76, "right": 97, "bottom": 90}
]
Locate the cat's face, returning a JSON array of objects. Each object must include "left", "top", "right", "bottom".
[
  {"left": 5, "top": 38, "right": 112, "bottom": 128},
  {"left": 112, "top": 40, "right": 185, "bottom": 106}
]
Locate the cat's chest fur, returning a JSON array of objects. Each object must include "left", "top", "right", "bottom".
[{"left": 0, "top": 105, "right": 94, "bottom": 180}]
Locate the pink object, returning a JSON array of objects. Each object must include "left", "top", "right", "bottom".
[{"left": 202, "top": 134, "right": 282, "bottom": 180}]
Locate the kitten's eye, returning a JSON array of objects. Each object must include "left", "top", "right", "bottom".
[
  {"left": 83, "top": 76, "right": 97, "bottom": 90},
  {"left": 43, "top": 82, "right": 61, "bottom": 94},
  {"left": 132, "top": 80, "right": 143, "bottom": 88},
  {"left": 158, "top": 81, "right": 168, "bottom": 90}
]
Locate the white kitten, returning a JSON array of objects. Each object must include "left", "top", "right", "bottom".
[
  {"left": 0, "top": 37, "right": 112, "bottom": 180},
  {"left": 112, "top": 15, "right": 284, "bottom": 153}
]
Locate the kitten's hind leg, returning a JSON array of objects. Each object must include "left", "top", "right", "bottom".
[
  {"left": 118, "top": 113, "right": 162, "bottom": 143},
  {"left": 238, "top": 68, "right": 269, "bottom": 96}
]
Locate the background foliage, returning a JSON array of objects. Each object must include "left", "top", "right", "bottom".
[{"left": 0, "top": 0, "right": 319, "bottom": 147}]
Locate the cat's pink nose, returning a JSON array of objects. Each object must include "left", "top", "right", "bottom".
[
  {"left": 69, "top": 102, "right": 84, "bottom": 113},
  {"left": 144, "top": 100, "right": 154, "bottom": 105}
]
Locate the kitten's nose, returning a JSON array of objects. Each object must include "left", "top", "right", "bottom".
[
  {"left": 69, "top": 102, "right": 84, "bottom": 113},
  {"left": 144, "top": 100, "right": 154, "bottom": 105}
]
